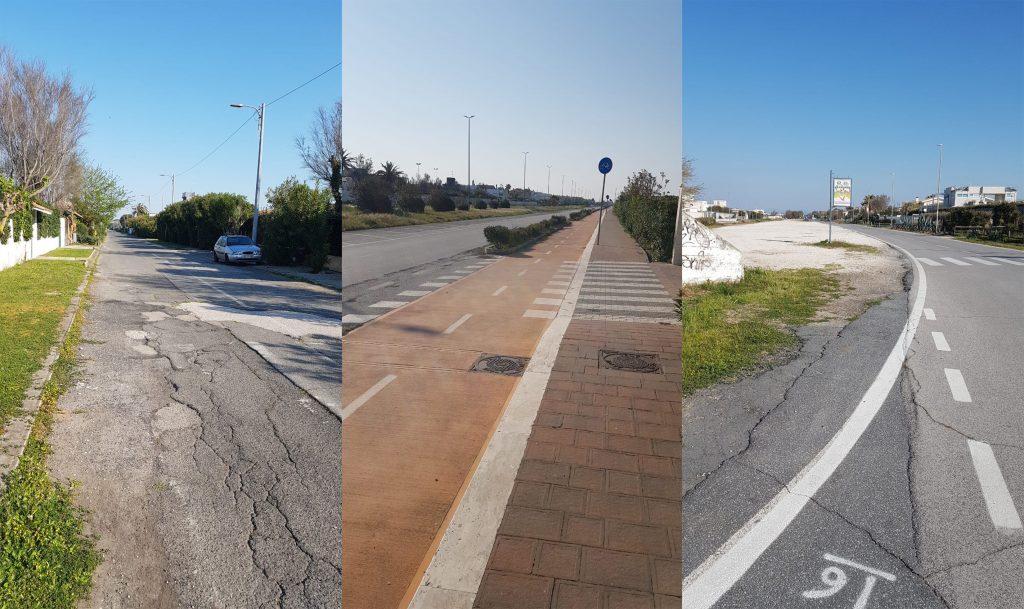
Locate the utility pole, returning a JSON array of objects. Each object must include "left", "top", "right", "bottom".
[
  {"left": 464, "top": 115, "right": 474, "bottom": 194},
  {"left": 561, "top": 174, "right": 565, "bottom": 197},
  {"left": 230, "top": 102, "right": 266, "bottom": 241},
  {"left": 160, "top": 173, "right": 176, "bottom": 205},
  {"left": 522, "top": 151, "right": 529, "bottom": 191},
  {"left": 546, "top": 165, "right": 551, "bottom": 195},
  {"left": 891, "top": 171, "right": 895, "bottom": 228},
  {"left": 416, "top": 162, "right": 422, "bottom": 181},
  {"left": 935, "top": 144, "right": 943, "bottom": 234},
  {"left": 828, "top": 169, "right": 833, "bottom": 244}
]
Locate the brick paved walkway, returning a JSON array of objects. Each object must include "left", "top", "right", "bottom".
[{"left": 473, "top": 211, "right": 682, "bottom": 608}]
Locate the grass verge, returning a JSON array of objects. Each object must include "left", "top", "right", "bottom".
[
  {"left": 0, "top": 279, "right": 101, "bottom": 608},
  {"left": 682, "top": 267, "right": 840, "bottom": 394},
  {"left": 810, "top": 240, "right": 879, "bottom": 254},
  {"left": 954, "top": 237, "right": 1024, "bottom": 252},
  {"left": 42, "top": 248, "right": 92, "bottom": 258},
  {"left": 0, "top": 261, "right": 88, "bottom": 428},
  {"left": 342, "top": 205, "right": 582, "bottom": 231}
]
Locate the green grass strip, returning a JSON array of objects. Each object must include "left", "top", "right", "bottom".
[
  {"left": 953, "top": 236, "right": 1024, "bottom": 251},
  {"left": 810, "top": 240, "right": 879, "bottom": 253},
  {"left": 42, "top": 248, "right": 92, "bottom": 258},
  {"left": 0, "top": 260, "right": 87, "bottom": 428},
  {"left": 682, "top": 267, "right": 840, "bottom": 394},
  {"left": 0, "top": 291, "right": 101, "bottom": 608}
]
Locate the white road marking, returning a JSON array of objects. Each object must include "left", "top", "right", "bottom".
[
  {"left": 438, "top": 275, "right": 463, "bottom": 280},
  {"left": 584, "top": 281, "right": 664, "bottom": 288},
  {"left": 931, "top": 331, "right": 950, "bottom": 351},
  {"left": 941, "top": 257, "right": 970, "bottom": 266},
  {"left": 342, "top": 313, "right": 378, "bottom": 324},
  {"left": 533, "top": 259, "right": 542, "bottom": 264},
  {"left": 533, "top": 298, "right": 562, "bottom": 306},
  {"left": 944, "top": 368, "right": 972, "bottom": 402},
  {"left": 368, "top": 281, "right": 394, "bottom": 290},
  {"left": 409, "top": 222, "right": 600, "bottom": 607},
  {"left": 548, "top": 281, "right": 571, "bottom": 287},
  {"left": 443, "top": 313, "right": 472, "bottom": 334},
  {"left": 579, "top": 294, "right": 674, "bottom": 303},
  {"left": 421, "top": 282, "right": 448, "bottom": 288},
  {"left": 576, "top": 303, "right": 676, "bottom": 313},
  {"left": 967, "top": 440, "right": 1024, "bottom": 532},
  {"left": 542, "top": 288, "right": 567, "bottom": 295},
  {"left": 916, "top": 257, "right": 942, "bottom": 266},
  {"left": 965, "top": 257, "right": 1000, "bottom": 266},
  {"left": 369, "top": 301, "right": 408, "bottom": 309},
  {"left": 681, "top": 243, "right": 927, "bottom": 609},
  {"left": 340, "top": 374, "right": 397, "bottom": 420},
  {"left": 575, "top": 313, "right": 680, "bottom": 325},
  {"left": 924, "top": 308, "right": 936, "bottom": 320},
  {"left": 492, "top": 285, "right": 508, "bottom": 296},
  {"left": 588, "top": 261, "right": 650, "bottom": 267},
  {"left": 517, "top": 270, "right": 527, "bottom": 277},
  {"left": 398, "top": 290, "right": 431, "bottom": 297},
  {"left": 821, "top": 553, "right": 896, "bottom": 581},
  {"left": 583, "top": 287, "right": 667, "bottom": 295},
  {"left": 523, "top": 309, "right": 557, "bottom": 319},
  {"left": 992, "top": 257, "right": 1024, "bottom": 266},
  {"left": 544, "top": 250, "right": 552, "bottom": 254},
  {"left": 451, "top": 270, "right": 473, "bottom": 275}
]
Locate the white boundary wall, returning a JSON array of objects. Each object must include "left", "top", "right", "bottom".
[
  {"left": 679, "top": 208, "right": 744, "bottom": 285},
  {"left": 0, "top": 218, "right": 62, "bottom": 272}
]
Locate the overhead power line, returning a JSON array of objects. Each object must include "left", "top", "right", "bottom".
[{"left": 267, "top": 61, "right": 340, "bottom": 107}]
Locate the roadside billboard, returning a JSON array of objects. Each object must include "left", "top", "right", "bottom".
[{"left": 832, "top": 178, "right": 852, "bottom": 207}]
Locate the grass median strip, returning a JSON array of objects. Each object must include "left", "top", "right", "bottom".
[
  {"left": 342, "top": 205, "right": 582, "bottom": 231},
  {"left": 810, "top": 240, "right": 879, "bottom": 253},
  {"left": 682, "top": 267, "right": 840, "bottom": 394},
  {"left": 0, "top": 260, "right": 88, "bottom": 428},
  {"left": 41, "top": 248, "right": 92, "bottom": 258},
  {"left": 0, "top": 277, "right": 100, "bottom": 609}
]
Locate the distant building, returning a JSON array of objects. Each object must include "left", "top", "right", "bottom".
[
  {"left": 684, "top": 199, "right": 709, "bottom": 213},
  {"left": 943, "top": 186, "right": 1017, "bottom": 208},
  {"left": 712, "top": 199, "right": 728, "bottom": 209}
]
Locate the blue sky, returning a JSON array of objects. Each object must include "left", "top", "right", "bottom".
[
  {"left": 343, "top": 0, "right": 682, "bottom": 202},
  {"left": 684, "top": 0, "right": 1024, "bottom": 212},
  {"left": 2, "top": 1, "right": 340, "bottom": 214}
]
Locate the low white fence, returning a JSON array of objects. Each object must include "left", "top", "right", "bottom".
[{"left": 0, "top": 218, "right": 64, "bottom": 272}]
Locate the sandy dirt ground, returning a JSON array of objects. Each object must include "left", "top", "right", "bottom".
[{"left": 714, "top": 220, "right": 905, "bottom": 322}]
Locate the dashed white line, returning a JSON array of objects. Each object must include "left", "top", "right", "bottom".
[
  {"left": 492, "top": 285, "right": 508, "bottom": 297},
  {"left": 523, "top": 309, "right": 557, "bottom": 319},
  {"left": 924, "top": 308, "right": 936, "bottom": 320},
  {"left": 992, "top": 257, "right": 1024, "bottom": 266},
  {"left": 967, "top": 440, "right": 1024, "bottom": 532},
  {"left": 544, "top": 250, "right": 552, "bottom": 254},
  {"left": 548, "top": 281, "right": 570, "bottom": 287},
  {"left": 438, "top": 275, "right": 463, "bottom": 280},
  {"left": 517, "top": 270, "right": 527, "bottom": 277},
  {"left": 398, "top": 290, "right": 431, "bottom": 297},
  {"left": 533, "top": 298, "right": 562, "bottom": 306},
  {"left": 443, "top": 313, "right": 472, "bottom": 334},
  {"left": 340, "top": 374, "right": 397, "bottom": 420},
  {"left": 944, "top": 368, "right": 972, "bottom": 402},
  {"left": 941, "top": 257, "right": 970, "bottom": 266},
  {"left": 421, "top": 282, "right": 448, "bottom": 288},
  {"left": 931, "top": 331, "right": 950, "bottom": 351},
  {"left": 542, "top": 288, "right": 567, "bottom": 295},
  {"left": 533, "top": 259, "right": 542, "bottom": 264},
  {"left": 369, "top": 301, "right": 408, "bottom": 309}
]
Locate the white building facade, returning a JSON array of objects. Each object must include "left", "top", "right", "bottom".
[{"left": 943, "top": 186, "right": 1017, "bottom": 208}]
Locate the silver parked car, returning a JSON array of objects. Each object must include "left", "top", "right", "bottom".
[{"left": 213, "top": 235, "right": 262, "bottom": 264}]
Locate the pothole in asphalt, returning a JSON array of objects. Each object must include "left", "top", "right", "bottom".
[
  {"left": 599, "top": 350, "right": 662, "bottom": 374},
  {"left": 471, "top": 354, "right": 529, "bottom": 376}
]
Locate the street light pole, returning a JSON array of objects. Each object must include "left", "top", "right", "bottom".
[
  {"left": 891, "top": 171, "right": 895, "bottom": 228},
  {"left": 160, "top": 173, "right": 175, "bottom": 205},
  {"left": 464, "top": 115, "right": 474, "bottom": 194},
  {"left": 935, "top": 144, "right": 943, "bottom": 234},
  {"left": 231, "top": 102, "right": 266, "bottom": 242},
  {"left": 522, "top": 151, "right": 529, "bottom": 191},
  {"left": 546, "top": 165, "right": 551, "bottom": 195},
  {"left": 416, "top": 162, "right": 422, "bottom": 181},
  {"left": 561, "top": 174, "right": 565, "bottom": 197}
]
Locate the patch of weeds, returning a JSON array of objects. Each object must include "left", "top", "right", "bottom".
[
  {"left": 810, "top": 240, "right": 879, "bottom": 254},
  {"left": 682, "top": 267, "right": 840, "bottom": 394}
]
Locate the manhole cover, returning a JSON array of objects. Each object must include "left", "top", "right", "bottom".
[
  {"left": 600, "top": 350, "right": 661, "bottom": 373},
  {"left": 471, "top": 354, "right": 529, "bottom": 376}
]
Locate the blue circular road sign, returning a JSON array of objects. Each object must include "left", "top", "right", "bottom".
[{"left": 598, "top": 157, "right": 613, "bottom": 174}]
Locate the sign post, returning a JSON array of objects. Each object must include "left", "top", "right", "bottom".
[
  {"left": 597, "top": 157, "right": 612, "bottom": 245},
  {"left": 829, "top": 174, "right": 852, "bottom": 243}
]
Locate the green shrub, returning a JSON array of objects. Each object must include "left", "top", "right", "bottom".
[
  {"left": 568, "top": 209, "right": 593, "bottom": 221},
  {"left": 614, "top": 195, "right": 678, "bottom": 262},
  {"left": 154, "top": 193, "right": 251, "bottom": 248},
  {"left": 499, "top": 200, "right": 511, "bottom": 209},
  {"left": 429, "top": 191, "right": 455, "bottom": 212},
  {"left": 398, "top": 195, "right": 426, "bottom": 214},
  {"left": 483, "top": 225, "right": 512, "bottom": 247},
  {"left": 456, "top": 202, "right": 471, "bottom": 211},
  {"left": 259, "top": 178, "right": 332, "bottom": 271},
  {"left": 355, "top": 176, "right": 393, "bottom": 214},
  {"left": 483, "top": 215, "right": 569, "bottom": 251},
  {"left": 124, "top": 214, "right": 157, "bottom": 238},
  {"left": 474, "top": 200, "right": 488, "bottom": 209},
  {"left": 488, "top": 200, "right": 501, "bottom": 209}
]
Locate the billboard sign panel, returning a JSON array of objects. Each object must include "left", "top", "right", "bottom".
[{"left": 832, "top": 178, "right": 852, "bottom": 207}]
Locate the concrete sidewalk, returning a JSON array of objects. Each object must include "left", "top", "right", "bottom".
[{"left": 472, "top": 211, "right": 682, "bottom": 608}]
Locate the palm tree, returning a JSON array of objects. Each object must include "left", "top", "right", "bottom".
[{"left": 377, "top": 161, "right": 405, "bottom": 185}]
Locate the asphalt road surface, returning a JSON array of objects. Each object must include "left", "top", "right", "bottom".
[
  {"left": 48, "top": 232, "right": 341, "bottom": 608},
  {"left": 683, "top": 228, "right": 1023, "bottom": 609},
  {"left": 340, "top": 209, "right": 581, "bottom": 287}
]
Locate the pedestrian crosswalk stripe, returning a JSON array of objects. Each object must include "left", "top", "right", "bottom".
[
  {"left": 993, "top": 257, "right": 1024, "bottom": 266},
  {"left": 941, "top": 257, "right": 970, "bottom": 266},
  {"left": 523, "top": 309, "right": 557, "bottom": 319},
  {"left": 916, "top": 257, "right": 942, "bottom": 266},
  {"left": 582, "top": 287, "right": 667, "bottom": 295},
  {"left": 576, "top": 313, "right": 679, "bottom": 325},
  {"left": 398, "top": 290, "right": 431, "bottom": 297},
  {"left": 533, "top": 297, "right": 562, "bottom": 306},
  {"left": 584, "top": 281, "right": 664, "bottom": 288},
  {"left": 342, "top": 313, "right": 378, "bottom": 324},
  {"left": 369, "top": 301, "right": 408, "bottom": 309},
  {"left": 576, "top": 303, "right": 676, "bottom": 313},
  {"left": 438, "top": 275, "right": 463, "bottom": 280},
  {"left": 421, "top": 282, "right": 448, "bottom": 288},
  {"left": 965, "top": 257, "right": 1000, "bottom": 266},
  {"left": 579, "top": 294, "right": 674, "bottom": 303}
]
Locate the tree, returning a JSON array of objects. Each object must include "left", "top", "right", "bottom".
[
  {"left": 261, "top": 177, "right": 332, "bottom": 270},
  {"left": 991, "top": 202, "right": 1021, "bottom": 228},
  {"left": 861, "top": 194, "right": 890, "bottom": 213},
  {"left": 620, "top": 169, "right": 671, "bottom": 202},
  {"left": 0, "top": 47, "right": 92, "bottom": 228},
  {"left": 295, "top": 100, "right": 343, "bottom": 211},
  {"left": 73, "top": 164, "right": 129, "bottom": 243},
  {"left": 376, "top": 161, "right": 405, "bottom": 185},
  {"left": 680, "top": 158, "right": 702, "bottom": 202},
  {"left": 133, "top": 202, "right": 149, "bottom": 216}
]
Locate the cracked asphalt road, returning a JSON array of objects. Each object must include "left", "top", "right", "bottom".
[
  {"left": 684, "top": 228, "right": 1024, "bottom": 608},
  {"left": 48, "top": 233, "right": 340, "bottom": 608}
]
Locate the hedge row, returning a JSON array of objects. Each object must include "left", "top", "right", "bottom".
[
  {"left": 613, "top": 195, "right": 678, "bottom": 262},
  {"left": 155, "top": 193, "right": 251, "bottom": 250},
  {"left": 568, "top": 208, "right": 593, "bottom": 221},
  {"left": 483, "top": 215, "right": 569, "bottom": 251}
]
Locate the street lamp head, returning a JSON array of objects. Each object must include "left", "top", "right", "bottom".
[{"left": 230, "top": 103, "right": 245, "bottom": 108}]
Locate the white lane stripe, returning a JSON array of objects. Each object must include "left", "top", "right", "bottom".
[
  {"left": 682, "top": 242, "right": 927, "bottom": 609},
  {"left": 410, "top": 223, "right": 600, "bottom": 607},
  {"left": 931, "top": 331, "right": 950, "bottom": 351},
  {"left": 369, "top": 300, "right": 408, "bottom": 309},
  {"left": 544, "top": 250, "right": 552, "bottom": 254},
  {"left": 438, "top": 275, "right": 463, "bottom": 280},
  {"left": 523, "top": 309, "right": 557, "bottom": 319},
  {"left": 967, "top": 440, "right": 1024, "bottom": 532},
  {"left": 941, "top": 257, "right": 971, "bottom": 266},
  {"left": 576, "top": 303, "right": 676, "bottom": 313},
  {"left": 916, "top": 257, "right": 942, "bottom": 266},
  {"left": 443, "top": 313, "right": 472, "bottom": 334},
  {"left": 965, "top": 257, "right": 1000, "bottom": 266},
  {"left": 421, "top": 282, "right": 448, "bottom": 288},
  {"left": 517, "top": 270, "right": 527, "bottom": 277},
  {"left": 341, "top": 313, "right": 378, "bottom": 324},
  {"left": 398, "top": 290, "right": 431, "bottom": 297},
  {"left": 579, "top": 294, "right": 674, "bottom": 303},
  {"left": 533, "top": 259, "right": 542, "bottom": 264},
  {"left": 548, "top": 281, "right": 570, "bottom": 287},
  {"left": 944, "top": 368, "right": 972, "bottom": 402},
  {"left": 533, "top": 297, "right": 562, "bottom": 306},
  {"left": 492, "top": 285, "right": 508, "bottom": 297},
  {"left": 582, "top": 287, "right": 667, "bottom": 295},
  {"left": 924, "top": 308, "right": 936, "bottom": 320},
  {"left": 340, "top": 374, "right": 397, "bottom": 420},
  {"left": 542, "top": 288, "right": 567, "bottom": 295},
  {"left": 575, "top": 313, "right": 680, "bottom": 325},
  {"left": 451, "top": 270, "right": 473, "bottom": 275},
  {"left": 993, "top": 257, "right": 1024, "bottom": 266}
]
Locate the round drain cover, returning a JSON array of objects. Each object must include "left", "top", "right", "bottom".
[
  {"left": 473, "top": 355, "right": 528, "bottom": 376},
  {"left": 601, "top": 350, "right": 661, "bottom": 373}
]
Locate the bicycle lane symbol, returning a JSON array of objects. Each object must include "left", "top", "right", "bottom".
[{"left": 801, "top": 553, "right": 897, "bottom": 609}]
